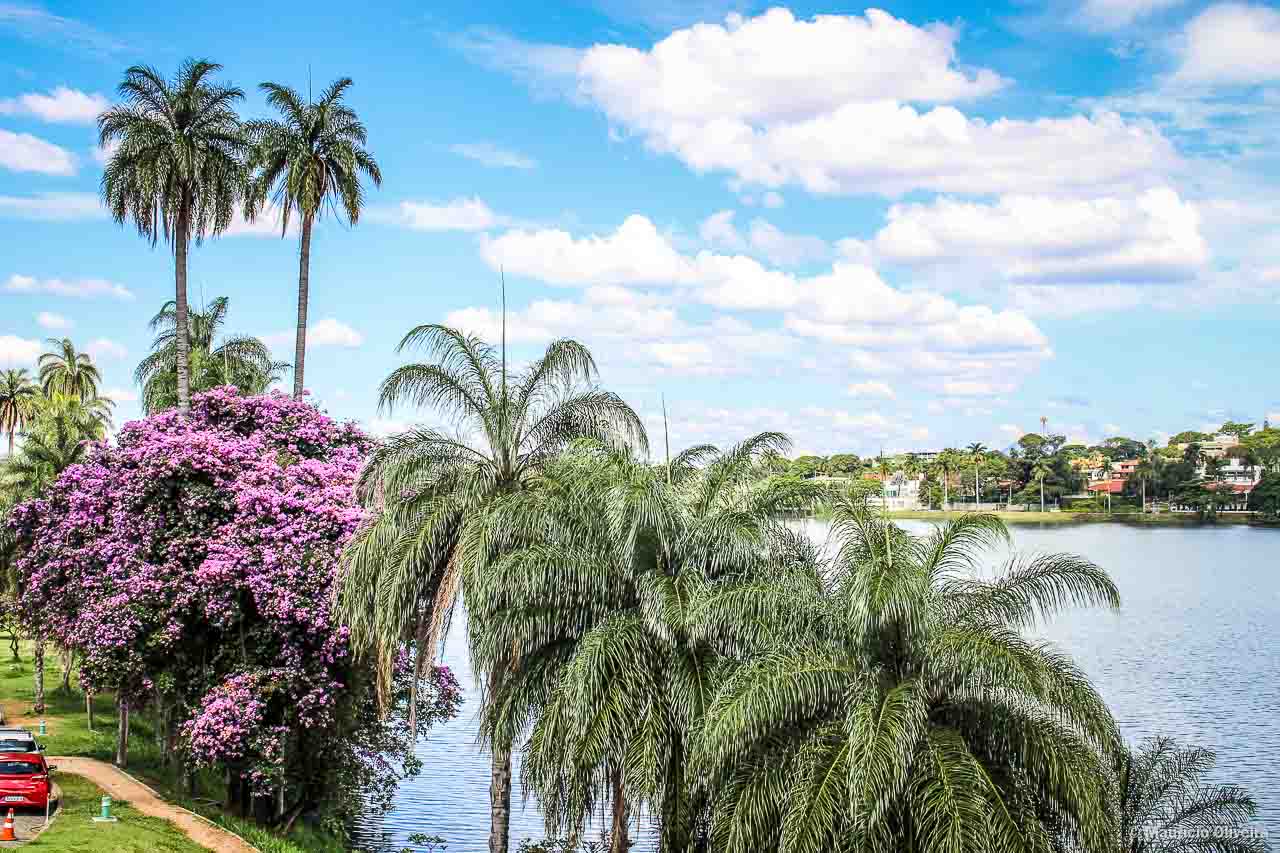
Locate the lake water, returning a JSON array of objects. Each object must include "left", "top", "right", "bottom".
[{"left": 355, "top": 521, "right": 1280, "bottom": 852}]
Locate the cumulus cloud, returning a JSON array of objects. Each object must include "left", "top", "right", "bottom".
[
  {"left": 848, "top": 380, "right": 896, "bottom": 399},
  {"left": 102, "top": 386, "right": 138, "bottom": 403},
  {"left": 266, "top": 318, "right": 363, "bottom": 349},
  {"left": 642, "top": 402, "right": 927, "bottom": 456},
  {"left": 449, "top": 142, "right": 537, "bottom": 169},
  {"left": 0, "top": 86, "right": 108, "bottom": 122},
  {"left": 545, "top": 9, "right": 1174, "bottom": 197},
  {"left": 86, "top": 337, "right": 127, "bottom": 361},
  {"left": 36, "top": 311, "right": 71, "bottom": 330},
  {"left": 0, "top": 334, "right": 41, "bottom": 368},
  {"left": 373, "top": 197, "right": 503, "bottom": 232},
  {"left": 699, "top": 210, "right": 829, "bottom": 266},
  {"left": 4, "top": 273, "right": 133, "bottom": 300},
  {"left": 1172, "top": 3, "right": 1280, "bottom": 86},
  {"left": 0, "top": 129, "right": 76, "bottom": 174},
  {"left": 307, "top": 318, "right": 364, "bottom": 348},
  {"left": 872, "top": 187, "right": 1209, "bottom": 284},
  {"left": 0, "top": 191, "right": 103, "bottom": 220},
  {"left": 476, "top": 213, "right": 1051, "bottom": 402}
]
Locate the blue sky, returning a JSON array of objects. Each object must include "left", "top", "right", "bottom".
[{"left": 2, "top": 0, "right": 1279, "bottom": 455}]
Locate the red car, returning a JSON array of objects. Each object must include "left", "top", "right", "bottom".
[{"left": 0, "top": 753, "right": 54, "bottom": 809}]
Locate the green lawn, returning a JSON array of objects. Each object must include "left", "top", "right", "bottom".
[
  {"left": 28, "top": 773, "right": 205, "bottom": 852},
  {"left": 0, "top": 647, "right": 343, "bottom": 853}
]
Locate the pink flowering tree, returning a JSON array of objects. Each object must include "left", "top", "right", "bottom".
[{"left": 8, "top": 388, "right": 460, "bottom": 825}]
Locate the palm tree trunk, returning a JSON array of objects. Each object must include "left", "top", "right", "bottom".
[
  {"left": 115, "top": 697, "right": 129, "bottom": 768},
  {"left": 6, "top": 429, "right": 12, "bottom": 457},
  {"left": 489, "top": 672, "right": 512, "bottom": 853},
  {"left": 32, "top": 638, "right": 44, "bottom": 714},
  {"left": 1040, "top": 479, "right": 1045, "bottom": 513},
  {"left": 489, "top": 745, "right": 512, "bottom": 853},
  {"left": 943, "top": 475, "right": 949, "bottom": 511},
  {"left": 610, "top": 766, "right": 630, "bottom": 853},
  {"left": 174, "top": 198, "right": 192, "bottom": 416},
  {"left": 292, "top": 214, "right": 313, "bottom": 399}
]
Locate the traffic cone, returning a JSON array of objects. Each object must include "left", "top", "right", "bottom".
[{"left": 0, "top": 808, "right": 15, "bottom": 841}]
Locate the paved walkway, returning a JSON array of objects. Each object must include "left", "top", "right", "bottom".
[{"left": 48, "top": 757, "right": 258, "bottom": 853}]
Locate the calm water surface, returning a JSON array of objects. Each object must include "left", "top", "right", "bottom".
[{"left": 356, "top": 521, "right": 1280, "bottom": 852}]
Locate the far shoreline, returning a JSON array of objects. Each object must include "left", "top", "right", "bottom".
[{"left": 876, "top": 510, "right": 1273, "bottom": 527}]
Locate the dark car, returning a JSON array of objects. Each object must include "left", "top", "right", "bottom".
[{"left": 0, "top": 753, "right": 54, "bottom": 809}]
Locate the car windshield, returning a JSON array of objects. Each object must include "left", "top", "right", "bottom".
[
  {"left": 0, "top": 761, "right": 39, "bottom": 775},
  {"left": 0, "top": 740, "right": 33, "bottom": 750}
]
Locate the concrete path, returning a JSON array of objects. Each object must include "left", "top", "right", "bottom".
[{"left": 48, "top": 757, "right": 258, "bottom": 853}]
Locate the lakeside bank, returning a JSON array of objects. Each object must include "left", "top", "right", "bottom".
[{"left": 879, "top": 509, "right": 1269, "bottom": 526}]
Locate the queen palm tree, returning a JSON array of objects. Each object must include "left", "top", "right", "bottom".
[
  {"left": 936, "top": 448, "right": 960, "bottom": 511},
  {"left": 0, "top": 370, "right": 39, "bottom": 456},
  {"left": 489, "top": 434, "right": 821, "bottom": 852},
  {"left": 1117, "top": 737, "right": 1267, "bottom": 852},
  {"left": 967, "top": 441, "right": 987, "bottom": 506},
  {"left": 99, "top": 59, "right": 247, "bottom": 416},
  {"left": 37, "top": 338, "right": 102, "bottom": 401},
  {"left": 246, "top": 77, "right": 382, "bottom": 400},
  {"left": 134, "top": 296, "right": 287, "bottom": 414},
  {"left": 1032, "top": 457, "right": 1054, "bottom": 512},
  {"left": 695, "top": 504, "right": 1122, "bottom": 853},
  {"left": 1, "top": 394, "right": 106, "bottom": 500},
  {"left": 336, "top": 325, "right": 646, "bottom": 853}
]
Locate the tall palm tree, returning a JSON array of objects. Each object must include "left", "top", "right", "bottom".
[
  {"left": 1117, "top": 737, "right": 1267, "bottom": 852},
  {"left": 491, "top": 434, "right": 821, "bottom": 852},
  {"left": 967, "top": 441, "right": 987, "bottom": 506},
  {"left": 1032, "top": 457, "right": 1054, "bottom": 512},
  {"left": 937, "top": 448, "right": 960, "bottom": 511},
  {"left": 1100, "top": 458, "right": 1116, "bottom": 513},
  {"left": 37, "top": 338, "right": 102, "bottom": 401},
  {"left": 336, "top": 325, "right": 646, "bottom": 853},
  {"left": 246, "top": 77, "right": 382, "bottom": 399},
  {"left": 696, "top": 505, "right": 1122, "bottom": 852},
  {"left": 134, "top": 296, "right": 287, "bottom": 414},
  {"left": 99, "top": 59, "right": 248, "bottom": 416},
  {"left": 0, "top": 370, "right": 39, "bottom": 456}
]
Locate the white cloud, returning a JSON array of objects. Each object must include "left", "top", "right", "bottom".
[
  {"left": 578, "top": 9, "right": 1005, "bottom": 125},
  {"left": 35, "top": 311, "right": 70, "bottom": 330},
  {"left": 484, "top": 215, "right": 693, "bottom": 285},
  {"left": 0, "top": 191, "right": 103, "bottom": 220},
  {"left": 451, "top": 28, "right": 583, "bottom": 98},
  {"left": 762, "top": 191, "right": 784, "bottom": 209},
  {"left": 307, "top": 318, "right": 364, "bottom": 348},
  {"left": 1078, "top": 0, "right": 1187, "bottom": 30},
  {"left": 873, "top": 187, "right": 1208, "bottom": 284},
  {"left": 699, "top": 210, "right": 829, "bottom": 266},
  {"left": 744, "top": 219, "right": 829, "bottom": 266},
  {"left": 4, "top": 273, "right": 133, "bottom": 300},
  {"left": 643, "top": 402, "right": 927, "bottom": 456},
  {"left": 86, "top": 338, "right": 126, "bottom": 361},
  {"left": 699, "top": 210, "right": 744, "bottom": 250},
  {"left": 222, "top": 203, "right": 298, "bottom": 238},
  {"left": 267, "top": 318, "right": 364, "bottom": 349},
  {"left": 558, "top": 9, "right": 1173, "bottom": 197},
  {"left": 0, "top": 86, "right": 108, "bottom": 122},
  {"left": 374, "top": 197, "right": 502, "bottom": 232},
  {"left": 102, "top": 386, "right": 138, "bottom": 403},
  {"left": 0, "top": 334, "right": 41, "bottom": 368},
  {"left": 847, "top": 380, "right": 895, "bottom": 399},
  {"left": 0, "top": 129, "right": 76, "bottom": 174},
  {"left": 449, "top": 142, "right": 537, "bottom": 169},
  {"left": 478, "top": 214, "right": 1052, "bottom": 397},
  {"left": 1172, "top": 3, "right": 1280, "bottom": 86}
]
